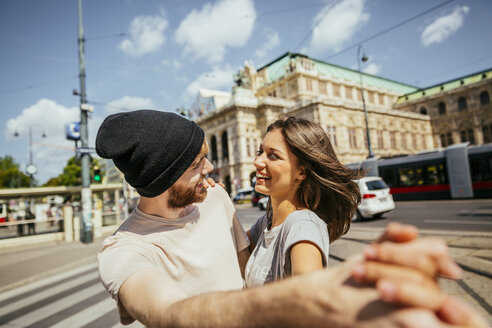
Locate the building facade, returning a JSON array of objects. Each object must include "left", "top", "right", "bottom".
[
  {"left": 195, "top": 52, "right": 436, "bottom": 195},
  {"left": 394, "top": 69, "right": 492, "bottom": 148}
]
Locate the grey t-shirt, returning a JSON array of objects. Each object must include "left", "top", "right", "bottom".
[{"left": 245, "top": 209, "right": 330, "bottom": 287}]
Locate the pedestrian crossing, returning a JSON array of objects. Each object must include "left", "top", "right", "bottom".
[{"left": 0, "top": 262, "right": 144, "bottom": 328}]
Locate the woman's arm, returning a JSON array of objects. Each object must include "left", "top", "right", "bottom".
[{"left": 290, "top": 241, "right": 324, "bottom": 275}]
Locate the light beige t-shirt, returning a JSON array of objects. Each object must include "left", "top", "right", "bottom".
[{"left": 98, "top": 186, "right": 249, "bottom": 324}]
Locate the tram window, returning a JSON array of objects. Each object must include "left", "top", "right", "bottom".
[
  {"left": 379, "top": 168, "right": 398, "bottom": 188},
  {"left": 424, "top": 164, "right": 447, "bottom": 185},
  {"left": 470, "top": 157, "right": 492, "bottom": 182}
]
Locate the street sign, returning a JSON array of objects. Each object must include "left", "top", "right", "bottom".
[
  {"left": 77, "top": 147, "right": 95, "bottom": 155},
  {"left": 65, "top": 122, "right": 81, "bottom": 141}
]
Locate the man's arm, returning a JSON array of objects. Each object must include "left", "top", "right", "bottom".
[{"left": 119, "top": 256, "right": 481, "bottom": 328}]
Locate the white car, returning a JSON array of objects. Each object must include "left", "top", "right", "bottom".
[
  {"left": 353, "top": 176, "right": 395, "bottom": 221},
  {"left": 258, "top": 196, "right": 269, "bottom": 211}
]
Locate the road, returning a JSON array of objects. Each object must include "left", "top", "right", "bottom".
[
  {"left": 0, "top": 200, "right": 489, "bottom": 327},
  {"left": 236, "top": 199, "right": 492, "bottom": 232}
]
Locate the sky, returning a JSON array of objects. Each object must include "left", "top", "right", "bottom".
[{"left": 1, "top": 0, "right": 491, "bottom": 184}]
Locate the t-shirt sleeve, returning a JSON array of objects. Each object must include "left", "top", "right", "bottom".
[
  {"left": 232, "top": 213, "right": 250, "bottom": 252},
  {"left": 250, "top": 214, "right": 267, "bottom": 245},
  {"left": 283, "top": 218, "right": 330, "bottom": 267},
  {"left": 98, "top": 234, "right": 155, "bottom": 303}
]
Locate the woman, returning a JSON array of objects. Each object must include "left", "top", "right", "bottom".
[{"left": 245, "top": 116, "right": 362, "bottom": 286}]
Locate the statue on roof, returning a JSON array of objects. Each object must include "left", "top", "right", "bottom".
[{"left": 233, "top": 68, "right": 251, "bottom": 89}]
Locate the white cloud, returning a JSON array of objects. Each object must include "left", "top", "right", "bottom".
[
  {"left": 363, "top": 63, "right": 381, "bottom": 75},
  {"left": 421, "top": 6, "right": 469, "bottom": 47},
  {"left": 104, "top": 96, "right": 155, "bottom": 114},
  {"left": 182, "top": 66, "right": 235, "bottom": 103},
  {"left": 255, "top": 30, "right": 280, "bottom": 58},
  {"left": 308, "top": 0, "right": 369, "bottom": 55},
  {"left": 119, "top": 10, "right": 169, "bottom": 56},
  {"left": 5, "top": 99, "right": 80, "bottom": 183},
  {"left": 175, "top": 0, "right": 256, "bottom": 64}
]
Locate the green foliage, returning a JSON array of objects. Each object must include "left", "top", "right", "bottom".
[
  {"left": 43, "top": 156, "right": 104, "bottom": 187},
  {"left": 0, "top": 156, "right": 32, "bottom": 188}
]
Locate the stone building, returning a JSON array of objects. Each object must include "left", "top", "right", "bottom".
[
  {"left": 394, "top": 69, "right": 492, "bottom": 147},
  {"left": 195, "top": 52, "right": 435, "bottom": 195}
]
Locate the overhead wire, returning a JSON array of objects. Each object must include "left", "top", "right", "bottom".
[{"left": 322, "top": 0, "right": 457, "bottom": 60}]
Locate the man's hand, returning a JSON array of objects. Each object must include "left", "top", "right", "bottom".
[{"left": 364, "top": 223, "right": 462, "bottom": 279}]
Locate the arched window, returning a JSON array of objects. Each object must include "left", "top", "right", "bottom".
[
  {"left": 458, "top": 97, "right": 467, "bottom": 111},
  {"left": 438, "top": 102, "right": 446, "bottom": 115},
  {"left": 221, "top": 131, "right": 229, "bottom": 160},
  {"left": 210, "top": 136, "right": 218, "bottom": 162},
  {"left": 480, "top": 91, "right": 490, "bottom": 105},
  {"left": 419, "top": 106, "right": 428, "bottom": 115}
]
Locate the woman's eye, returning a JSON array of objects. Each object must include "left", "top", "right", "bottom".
[{"left": 268, "top": 153, "right": 279, "bottom": 160}]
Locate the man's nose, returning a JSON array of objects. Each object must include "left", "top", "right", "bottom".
[{"left": 202, "top": 158, "right": 214, "bottom": 175}]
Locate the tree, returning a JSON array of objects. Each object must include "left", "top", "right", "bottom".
[
  {"left": 0, "top": 156, "right": 32, "bottom": 188},
  {"left": 43, "top": 156, "right": 103, "bottom": 187}
]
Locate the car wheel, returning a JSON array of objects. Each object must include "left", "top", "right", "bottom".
[
  {"left": 373, "top": 213, "right": 383, "bottom": 219},
  {"left": 353, "top": 210, "right": 363, "bottom": 222}
]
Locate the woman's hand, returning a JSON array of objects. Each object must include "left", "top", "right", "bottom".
[{"left": 203, "top": 177, "right": 225, "bottom": 189}]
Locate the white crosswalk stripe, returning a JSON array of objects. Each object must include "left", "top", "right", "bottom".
[{"left": 0, "top": 262, "right": 144, "bottom": 328}]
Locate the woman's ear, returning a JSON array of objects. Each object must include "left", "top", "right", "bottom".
[{"left": 297, "top": 166, "right": 306, "bottom": 181}]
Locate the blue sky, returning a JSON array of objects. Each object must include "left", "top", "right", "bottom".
[{"left": 1, "top": 0, "right": 491, "bottom": 184}]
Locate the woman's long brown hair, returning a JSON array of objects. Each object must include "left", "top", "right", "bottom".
[{"left": 265, "top": 116, "right": 363, "bottom": 242}]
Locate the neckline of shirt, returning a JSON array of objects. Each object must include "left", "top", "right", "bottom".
[{"left": 134, "top": 205, "right": 199, "bottom": 224}]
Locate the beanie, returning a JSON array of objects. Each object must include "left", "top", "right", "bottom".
[{"left": 95, "top": 109, "right": 205, "bottom": 197}]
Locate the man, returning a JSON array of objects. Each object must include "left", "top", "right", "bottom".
[{"left": 96, "top": 110, "right": 484, "bottom": 328}]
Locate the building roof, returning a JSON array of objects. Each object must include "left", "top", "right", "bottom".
[
  {"left": 197, "top": 88, "right": 231, "bottom": 108},
  {"left": 258, "top": 52, "right": 418, "bottom": 94},
  {"left": 396, "top": 68, "right": 492, "bottom": 105}
]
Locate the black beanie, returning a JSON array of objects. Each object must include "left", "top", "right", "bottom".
[{"left": 95, "top": 109, "right": 205, "bottom": 197}]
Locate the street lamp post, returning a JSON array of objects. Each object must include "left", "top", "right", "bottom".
[
  {"left": 14, "top": 124, "right": 46, "bottom": 187},
  {"left": 357, "top": 44, "right": 374, "bottom": 158}
]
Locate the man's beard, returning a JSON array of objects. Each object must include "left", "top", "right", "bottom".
[{"left": 167, "top": 180, "right": 207, "bottom": 209}]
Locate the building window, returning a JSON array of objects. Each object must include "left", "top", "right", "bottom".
[
  {"left": 221, "top": 131, "right": 229, "bottom": 160},
  {"left": 348, "top": 128, "right": 357, "bottom": 148},
  {"left": 447, "top": 132, "right": 453, "bottom": 146},
  {"left": 318, "top": 81, "right": 327, "bottom": 94},
  {"left": 461, "top": 129, "right": 475, "bottom": 144},
  {"left": 458, "top": 97, "right": 467, "bottom": 111},
  {"left": 346, "top": 87, "right": 353, "bottom": 100},
  {"left": 246, "top": 138, "right": 251, "bottom": 157},
  {"left": 480, "top": 91, "right": 490, "bottom": 105},
  {"left": 482, "top": 125, "right": 492, "bottom": 143},
  {"left": 379, "top": 93, "right": 385, "bottom": 106},
  {"left": 438, "top": 102, "right": 446, "bottom": 115},
  {"left": 367, "top": 91, "right": 374, "bottom": 104},
  {"left": 440, "top": 134, "right": 446, "bottom": 147},
  {"left": 420, "top": 107, "right": 428, "bottom": 115},
  {"left": 305, "top": 79, "right": 312, "bottom": 91},
  {"left": 422, "top": 134, "right": 427, "bottom": 149},
  {"left": 326, "top": 126, "right": 337, "bottom": 147},
  {"left": 333, "top": 84, "right": 340, "bottom": 97},
  {"left": 390, "top": 131, "right": 396, "bottom": 149},
  {"left": 412, "top": 134, "right": 417, "bottom": 149},
  {"left": 377, "top": 131, "right": 384, "bottom": 149}
]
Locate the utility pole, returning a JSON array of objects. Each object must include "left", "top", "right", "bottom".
[
  {"left": 77, "top": 0, "right": 93, "bottom": 243},
  {"left": 357, "top": 44, "right": 374, "bottom": 159}
]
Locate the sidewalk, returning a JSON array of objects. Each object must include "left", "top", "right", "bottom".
[{"left": 0, "top": 226, "right": 490, "bottom": 322}]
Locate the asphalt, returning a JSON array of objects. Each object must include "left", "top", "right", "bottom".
[{"left": 0, "top": 225, "right": 491, "bottom": 323}]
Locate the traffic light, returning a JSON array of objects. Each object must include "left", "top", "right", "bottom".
[{"left": 93, "top": 166, "right": 102, "bottom": 183}]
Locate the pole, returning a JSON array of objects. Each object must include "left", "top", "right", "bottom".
[
  {"left": 28, "top": 127, "right": 33, "bottom": 187},
  {"left": 78, "top": 0, "right": 93, "bottom": 243},
  {"left": 357, "top": 45, "right": 374, "bottom": 158}
]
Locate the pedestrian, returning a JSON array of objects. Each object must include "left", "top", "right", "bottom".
[
  {"left": 26, "top": 207, "right": 36, "bottom": 235},
  {"left": 246, "top": 117, "right": 361, "bottom": 286},
  {"left": 96, "top": 110, "right": 485, "bottom": 328}
]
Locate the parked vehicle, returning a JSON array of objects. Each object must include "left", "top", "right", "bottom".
[
  {"left": 252, "top": 190, "right": 266, "bottom": 207},
  {"left": 353, "top": 177, "right": 395, "bottom": 221},
  {"left": 233, "top": 187, "right": 254, "bottom": 204},
  {"left": 258, "top": 196, "right": 269, "bottom": 210}
]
